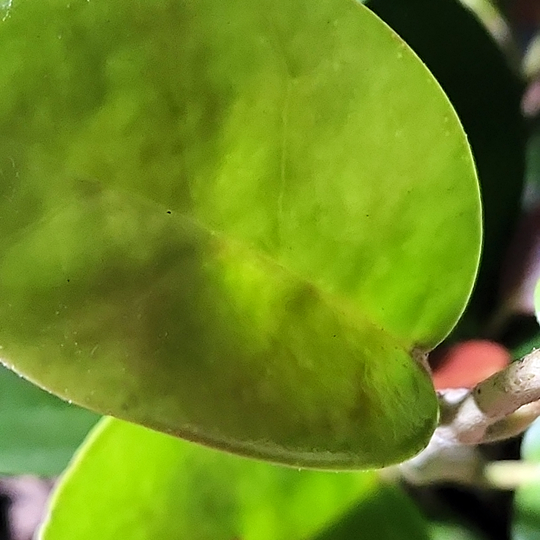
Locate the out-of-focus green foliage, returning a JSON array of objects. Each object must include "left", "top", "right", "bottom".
[
  {"left": 40, "top": 417, "right": 430, "bottom": 540},
  {"left": 513, "top": 418, "right": 540, "bottom": 540},
  {"left": 0, "top": 365, "right": 98, "bottom": 475}
]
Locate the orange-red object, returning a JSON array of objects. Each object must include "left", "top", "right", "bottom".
[{"left": 432, "top": 340, "right": 511, "bottom": 390}]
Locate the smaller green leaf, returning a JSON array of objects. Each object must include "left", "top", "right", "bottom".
[
  {"left": 0, "top": 364, "right": 98, "bottom": 475},
  {"left": 40, "top": 417, "right": 421, "bottom": 540},
  {"left": 512, "top": 418, "right": 540, "bottom": 540}
]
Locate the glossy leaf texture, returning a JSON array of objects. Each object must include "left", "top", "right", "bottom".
[
  {"left": 39, "top": 417, "right": 429, "bottom": 540},
  {"left": 0, "top": 365, "right": 98, "bottom": 475},
  {"left": 367, "top": 0, "right": 525, "bottom": 332},
  {"left": 0, "top": 0, "right": 481, "bottom": 468},
  {"left": 512, "top": 417, "right": 540, "bottom": 540}
]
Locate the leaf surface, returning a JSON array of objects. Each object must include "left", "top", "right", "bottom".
[{"left": 0, "top": 0, "right": 481, "bottom": 467}]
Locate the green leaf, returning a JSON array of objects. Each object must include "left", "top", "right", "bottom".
[
  {"left": 512, "top": 418, "right": 540, "bottom": 540},
  {"left": 0, "top": 0, "right": 481, "bottom": 468},
  {"left": 0, "top": 364, "right": 98, "bottom": 475},
  {"left": 40, "top": 417, "right": 424, "bottom": 540}
]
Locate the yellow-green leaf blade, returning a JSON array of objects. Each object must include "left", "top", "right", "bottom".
[{"left": 0, "top": 0, "right": 480, "bottom": 468}]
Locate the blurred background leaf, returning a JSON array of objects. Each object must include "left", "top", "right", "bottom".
[
  {"left": 40, "top": 418, "right": 430, "bottom": 540},
  {"left": 512, "top": 417, "right": 540, "bottom": 540},
  {"left": 430, "top": 520, "right": 489, "bottom": 540},
  {"left": 0, "top": 364, "right": 98, "bottom": 476}
]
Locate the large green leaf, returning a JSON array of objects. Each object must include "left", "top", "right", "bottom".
[
  {"left": 0, "top": 0, "right": 481, "bottom": 468},
  {"left": 39, "top": 417, "right": 427, "bottom": 540},
  {"left": 0, "top": 364, "right": 98, "bottom": 475}
]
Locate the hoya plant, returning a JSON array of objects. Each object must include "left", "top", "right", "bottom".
[{"left": 0, "top": 0, "right": 538, "bottom": 537}]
